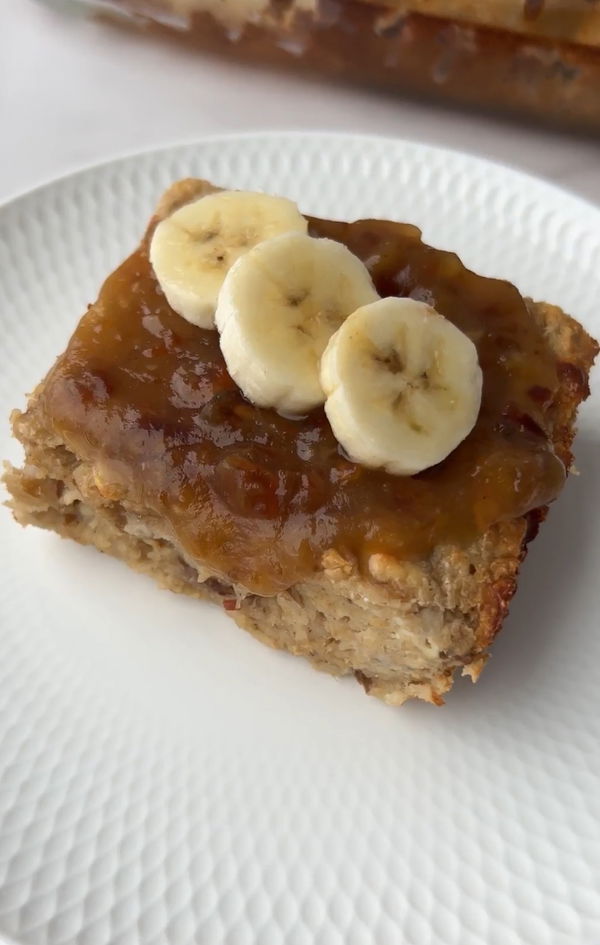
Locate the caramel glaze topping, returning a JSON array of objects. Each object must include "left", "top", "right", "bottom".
[{"left": 41, "top": 216, "right": 566, "bottom": 594}]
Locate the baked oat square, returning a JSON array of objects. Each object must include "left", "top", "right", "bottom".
[{"left": 5, "top": 179, "right": 598, "bottom": 705}]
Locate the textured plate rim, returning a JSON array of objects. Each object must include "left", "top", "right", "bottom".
[{"left": 2, "top": 129, "right": 600, "bottom": 231}]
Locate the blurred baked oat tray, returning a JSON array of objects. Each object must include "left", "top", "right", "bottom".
[{"left": 50, "top": 0, "right": 600, "bottom": 130}]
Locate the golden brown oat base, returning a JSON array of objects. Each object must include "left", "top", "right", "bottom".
[
  {"left": 2, "top": 411, "right": 534, "bottom": 706},
  {"left": 4, "top": 179, "right": 598, "bottom": 705}
]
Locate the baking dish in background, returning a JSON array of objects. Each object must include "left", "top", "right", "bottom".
[{"left": 39, "top": 0, "right": 600, "bottom": 132}]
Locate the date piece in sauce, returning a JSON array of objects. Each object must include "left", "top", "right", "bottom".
[{"left": 40, "top": 216, "right": 565, "bottom": 594}]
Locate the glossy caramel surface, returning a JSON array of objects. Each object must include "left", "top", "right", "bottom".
[{"left": 41, "top": 216, "right": 566, "bottom": 594}]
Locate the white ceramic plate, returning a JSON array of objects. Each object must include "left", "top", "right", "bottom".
[{"left": 0, "top": 133, "right": 599, "bottom": 945}]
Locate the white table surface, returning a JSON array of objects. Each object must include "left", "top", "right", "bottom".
[{"left": 1, "top": 1, "right": 600, "bottom": 208}]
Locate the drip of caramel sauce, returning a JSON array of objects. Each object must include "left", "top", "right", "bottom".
[{"left": 41, "top": 216, "right": 565, "bottom": 594}]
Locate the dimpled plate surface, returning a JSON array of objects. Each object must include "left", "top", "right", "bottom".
[{"left": 0, "top": 133, "right": 599, "bottom": 945}]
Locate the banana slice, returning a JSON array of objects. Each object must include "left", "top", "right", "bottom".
[
  {"left": 216, "top": 232, "right": 379, "bottom": 414},
  {"left": 149, "top": 190, "right": 307, "bottom": 329},
  {"left": 321, "top": 297, "right": 482, "bottom": 475}
]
